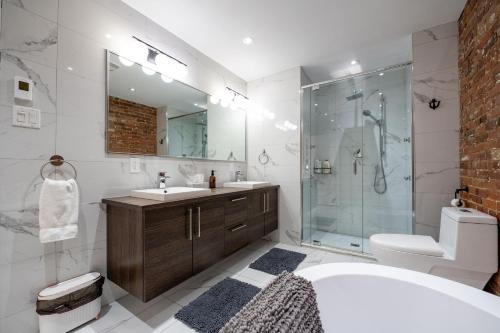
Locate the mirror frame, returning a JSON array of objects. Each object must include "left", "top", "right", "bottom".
[{"left": 105, "top": 50, "right": 247, "bottom": 162}]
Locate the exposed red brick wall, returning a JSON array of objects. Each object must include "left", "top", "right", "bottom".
[
  {"left": 458, "top": 0, "right": 500, "bottom": 295},
  {"left": 107, "top": 96, "right": 157, "bottom": 155}
]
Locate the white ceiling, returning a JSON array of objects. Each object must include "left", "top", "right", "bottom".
[{"left": 122, "top": 0, "right": 466, "bottom": 83}]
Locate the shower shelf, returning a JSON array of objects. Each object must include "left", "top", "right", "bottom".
[{"left": 313, "top": 167, "right": 332, "bottom": 175}]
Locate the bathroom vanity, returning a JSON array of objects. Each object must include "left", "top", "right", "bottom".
[{"left": 102, "top": 186, "right": 278, "bottom": 302}]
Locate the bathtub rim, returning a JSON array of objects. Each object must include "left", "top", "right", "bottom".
[{"left": 296, "top": 263, "right": 500, "bottom": 319}]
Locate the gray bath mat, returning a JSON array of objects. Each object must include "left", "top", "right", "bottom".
[
  {"left": 174, "top": 278, "right": 260, "bottom": 333},
  {"left": 249, "top": 248, "right": 307, "bottom": 275}
]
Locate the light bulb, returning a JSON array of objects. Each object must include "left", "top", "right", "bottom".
[
  {"left": 209, "top": 95, "right": 220, "bottom": 104},
  {"left": 142, "top": 66, "right": 155, "bottom": 75},
  {"left": 161, "top": 74, "right": 173, "bottom": 83},
  {"left": 220, "top": 99, "right": 230, "bottom": 108},
  {"left": 119, "top": 56, "right": 134, "bottom": 67}
]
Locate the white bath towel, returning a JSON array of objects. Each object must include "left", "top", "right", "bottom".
[{"left": 39, "top": 178, "right": 79, "bottom": 243}]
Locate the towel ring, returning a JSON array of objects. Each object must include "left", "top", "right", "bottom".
[
  {"left": 258, "top": 149, "right": 270, "bottom": 165},
  {"left": 40, "top": 155, "right": 77, "bottom": 180}
]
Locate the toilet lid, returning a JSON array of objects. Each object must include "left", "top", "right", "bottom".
[{"left": 370, "top": 234, "right": 444, "bottom": 257}]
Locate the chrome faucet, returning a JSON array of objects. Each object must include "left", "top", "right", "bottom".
[
  {"left": 158, "top": 172, "right": 171, "bottom": 189},
  {"left": 235, "top": 170, "right": 244, "bottom": 182}
]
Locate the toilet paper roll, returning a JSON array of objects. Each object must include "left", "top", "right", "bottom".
[{"left": 451, "top": 198, "right": 463, "bottom": 207}]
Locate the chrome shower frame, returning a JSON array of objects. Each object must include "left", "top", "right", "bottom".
[{"left": 299, "top": 62, "right": 414, "bottom": 256}]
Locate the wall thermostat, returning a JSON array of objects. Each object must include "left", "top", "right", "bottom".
[{"left": 14, "top": 76, "right": 33, "bottom": 101}]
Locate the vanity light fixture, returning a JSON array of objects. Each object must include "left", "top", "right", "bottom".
[
  {"left": 350, "top": 60, "right": 358, "bottom": 65},
  {"left": 379, "top": 72, "right": 384, "bottom": 76},
  {"left": 214, "top": 87, "right": 249, "bottom": 111},
  {"left": 132, "top": 36, "right": 188, "bottom": 77},
  {"left": 242, "top": 37, "right": 253, "bottom": 45},
  {"left": 129, "top": 87, "right": 135, "bottom": 92}
]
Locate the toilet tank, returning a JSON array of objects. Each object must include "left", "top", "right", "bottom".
[{"left": 439, "top": 207, "right": 498, "bottom": 272}]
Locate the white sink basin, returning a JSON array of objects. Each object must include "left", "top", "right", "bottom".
[
  {"left": 131, "top": 187, "right": 210, "bottom": 201},
  {"left": 223, "top": 181, "right": 271, "bottom": 189}
]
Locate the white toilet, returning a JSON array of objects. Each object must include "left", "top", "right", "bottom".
[{"left": 370, "top": 207, "right": 498, "bottom": 289}]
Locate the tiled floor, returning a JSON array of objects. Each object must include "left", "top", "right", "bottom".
[{"left": 75, "top": 240, "right": 374, "bottom": 333}]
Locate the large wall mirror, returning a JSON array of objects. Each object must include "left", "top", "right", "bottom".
[{"left": 106, "top": 51, "right": 246, "bottom": 161}]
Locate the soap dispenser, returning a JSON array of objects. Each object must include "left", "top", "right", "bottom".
[{"left": 209, "top": 170, "right": 216, "bottom": 189}]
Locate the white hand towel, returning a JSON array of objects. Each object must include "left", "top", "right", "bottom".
[{"left": 39, "top": 178, "right": 79, "bottom": 243}]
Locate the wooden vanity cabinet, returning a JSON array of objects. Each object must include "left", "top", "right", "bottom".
[
  {"left": 192, "top": 199, "right": 225, "bottom": 273},
  {"left": 105, "top": 186, "right": 278, "bottom": 302},
  {"left": 247, "top": 188, "right": 278, "bottom": 241}
]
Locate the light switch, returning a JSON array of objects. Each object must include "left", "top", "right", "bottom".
[
  {"left": 29, "top": 108, "right": 41, "bottom": 128},
  {"left": 12, "top": 105, "right": 41, "bottom": 129},
  {"left": 130, "top": 158, "right": 141, "bottom": 173}
]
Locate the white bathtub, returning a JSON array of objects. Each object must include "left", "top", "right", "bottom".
[{"left": 296, "top": 263, "right": 500, "bottom": 333}]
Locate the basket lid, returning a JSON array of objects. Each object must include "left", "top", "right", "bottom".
[{"left": 38, "top": 272, "right": 101, "bottom": 300}]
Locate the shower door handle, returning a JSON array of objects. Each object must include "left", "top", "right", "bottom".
[{"left": 353, "top": 160, "right": 357, "bottom": 175}]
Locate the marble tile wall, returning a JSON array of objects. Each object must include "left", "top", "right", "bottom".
[
  {"left": 0, "top": 0, "right": 246, "bottom": 331},
  {"left": 412, "top": 21, "right": 460, "bottom": 240},
  {"left": 246, "top": 67, "right": 305, "bottom": 245}
]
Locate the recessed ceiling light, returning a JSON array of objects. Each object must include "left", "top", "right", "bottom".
[
  {"left": 350, "top": 60, "right": 358, "bottom": 65},
  {"left": 314, "top": 103, "right": 318, "bottom": 106},
  {"left": 129, "top": 88, "right": 135, "bottom": 92},
  {"left": 379, "top": 72, "right": 384, "bottom": 76},
  {"left": 105, "top": 33, "right": 112, "bottom": 39},
  {"left": 242, "top": 37, "right": 253, "bottom": 45}
]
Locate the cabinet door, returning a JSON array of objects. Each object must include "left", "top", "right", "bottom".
[
  {"left": 265, "top": 189, "right": 278, "bottom": 234},
  {"left": 247, "top": 191, "right": 266, "bottom": 242},
  {"left": 192, "top": 199, "right": 225, "bottom": 273},
  {"left": 247, "top": 191, "right": 265, "bottom": 218},
  {"left": 144, "top": 205, "right": 193, "bottom": 301}
]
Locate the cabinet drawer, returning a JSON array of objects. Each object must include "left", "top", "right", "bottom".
[
  {"left": 224, "top": 195, "right": 248, "bottom": 227},
  {"left": 224, "top": 223, "right": 249, "bottom": 256}
]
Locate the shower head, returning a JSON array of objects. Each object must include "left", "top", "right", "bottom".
[
  {"left": 345, "top": 91, "right": 364, "bottom": 101},
  {"left": 362, "top": 110, "right": 380, "bottom": 124}
]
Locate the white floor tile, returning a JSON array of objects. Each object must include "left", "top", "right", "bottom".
[{"left": 77, "top": 241, "right": 363, "bottom": 333}]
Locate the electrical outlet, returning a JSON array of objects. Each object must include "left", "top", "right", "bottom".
[{"left": 130, "top": 158, "right": 141, "bottom": 173}]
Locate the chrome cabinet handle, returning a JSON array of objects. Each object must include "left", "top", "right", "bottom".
[
  {"left": 267, "top": 192, "right": 270, "bottom": 213},
  {"left": 262, "top": 193, "right": 266, "bottom": 213},
  {"left": 229, "top": 224, "right": 247, "bottom": 232},
  {"left": 187, "top": 208, "right": 193, "bottom": 240},
  {"left": 231, "top": 197, "right": 247, "bottom": 202},
  {"left": 197, "top": 206, "right": 201, "bottom": 238}
]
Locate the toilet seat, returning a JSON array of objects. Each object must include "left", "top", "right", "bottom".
[{"left": 370, "top": 234, "right": 444, "bottom": 257}]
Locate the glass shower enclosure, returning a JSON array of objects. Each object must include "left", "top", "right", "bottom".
[{"left": 301, "top": 64, "right": 413, "bottom": 254}]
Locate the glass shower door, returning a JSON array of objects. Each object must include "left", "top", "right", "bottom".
[
  {"left": 303, "top": 77, "right": 365, "bottom": 253},
  {"left": 301, "top": 64, "right": 412, "bottom": 254}
]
